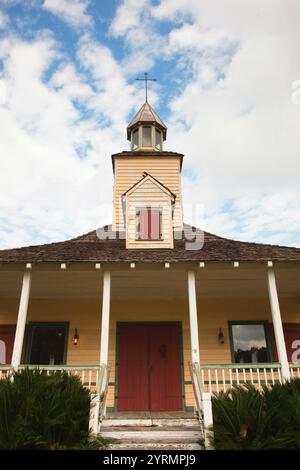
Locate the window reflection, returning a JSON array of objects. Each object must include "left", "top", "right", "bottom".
[
  {"left": 231, "top": 324, "right": 269, "bottom": 363},
  {"left": 142, "top": 126, "right": 152, "bottom": 146},
  {"left": 132, "top": 129, "right": 139, "bottom": 149}
]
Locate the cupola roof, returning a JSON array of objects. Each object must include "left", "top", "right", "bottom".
[{"left": 127, "top": 102, "right": 167, "bottom": 140}]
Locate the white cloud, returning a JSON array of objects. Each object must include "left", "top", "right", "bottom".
[
  {"left": 42, "top": 0, "right": 92, "bottom": 28},
  {"left": 0, "top": 33, "right": 136, "bottom": 249},
  {"left": 0, "top": 10, "right": 9, "bottom": 29},
  {"left": 109, "top": 0, "right": 149, "bottom": 37},
  {"left": 109, "top": 0, "right": 165, "bottom": 76},
  {"left": 150, "top": 0, "right": 300, "bottom": 246}
]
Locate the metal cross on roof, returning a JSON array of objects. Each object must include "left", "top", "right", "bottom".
[{"left": 136, "top": 72, "right": 157, "bottom": 102}]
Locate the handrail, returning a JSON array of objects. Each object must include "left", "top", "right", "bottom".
[
  {"left": 200, "top": 362, "right": 281, "bottom": 369},
  {"left": 98, "top": 364, "right": 111, "bottom": 425},
  {"left": 188, "top": 362, "right": 203, "bottom": 418},
  {"left": 189, "top": 362, "right": 213, "bottom": 449},
  {"left": 17, "top": 364, "right": 100, "bottom": 370}
]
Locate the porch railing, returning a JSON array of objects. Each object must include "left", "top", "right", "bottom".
[
  {"left": 0, "top": 365, "right": 101, "bottom": 392},
  {"left": 200, "top": 363, "right": 300, "bottom": 394}
]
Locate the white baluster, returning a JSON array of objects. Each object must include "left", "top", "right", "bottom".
[
  {"left": 263, "top": 368, "right": 268, "bottom": 386},
  {"left": 236, "top": 368, "right": 240, "bottom": 385},
  {"left": 215, "top": 369, "right": 219, "bottom": 394},
  {"left": 271, "top": 368, "right": 275, "bottom": 385},
  {"left": 222, "top": 369, "right": 226, "bottom": 392},
  {"left": 208, "top": 369, "right": 212, "bottom": 394}
]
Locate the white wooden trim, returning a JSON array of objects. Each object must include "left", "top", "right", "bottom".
[
  {"left": 89, "top": 393, "right": 100, "bottom": 434},
  {"left": 11, "top": 271, "right": 32, "bottom": 369},
  {"left": 99, "top": 271, "right": 111, "bottom": 365},
  {"left": 267, "top": 268, "right": 290, "bottom": 381},
  {"left": 187, "top": 270, "right": 200, "bottom": 364},
  {"left": 201, "top": 392, "right": 214, "bottom": 449},
  {"left": 125, "top": 173, "right": 174, "bottom": 199}
]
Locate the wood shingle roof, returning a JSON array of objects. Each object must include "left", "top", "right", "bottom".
[{"left": 0, "top": 225, "right": 299, "bottom": 264}]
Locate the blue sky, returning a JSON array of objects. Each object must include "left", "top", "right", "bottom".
[{"left": 0, "top": 0, "right": 299, "bottom": 249}]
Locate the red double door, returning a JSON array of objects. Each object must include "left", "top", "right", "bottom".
[{"left": 118, "top": 323, "right": 183, "bottom": 412}]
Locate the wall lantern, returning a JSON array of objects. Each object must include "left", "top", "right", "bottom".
[
  {"left": 73, "top": 328, "right": 79, "bottom": 346},
  {"left": 218, "top": 328, "right": 225, "bottom": 345}
]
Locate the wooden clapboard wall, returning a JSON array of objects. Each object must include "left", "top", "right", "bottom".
[{"left": 112, "top": 155, "right": 183, "bottom": 234}]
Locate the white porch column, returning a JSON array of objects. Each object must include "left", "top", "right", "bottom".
[
  {"left": 99, "top": 271, "right": 111, "bottom": 366},
  {"left": 187, "top": 270, "right": 200, "bottom": 364},
  {"left": 267, "top": 267, "right": 290, "bottom": 381},
  {"left": 11, "top": 271, "right": 32, "bottom": 369}
]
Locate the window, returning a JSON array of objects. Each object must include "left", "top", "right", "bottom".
[
  {"left": 155, "top": 129, "right": 161, "bottom": 150},
  {"left": 132, "top": 128, "right": 139, "bottom": 149},
  {"left": 142, "top": 126, "right": 152, "bottom": 147},
  {"left": 137, "top": 208, "right": 161, "bottom": 240},
  {"left": 229, "top": 322, "right": 271, "bottom": 364},
  {"left": 26, "top": 323, "right": 68, "bottom": 365}
]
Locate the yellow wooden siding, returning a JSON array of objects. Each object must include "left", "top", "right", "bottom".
[
  {"left": 113, "top": 156, "right": 183, "bottom": 232},
  {"left": 1, "top": 297, "right": 299, "bottom": 408}
]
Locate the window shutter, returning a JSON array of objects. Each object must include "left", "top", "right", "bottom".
[
  {"left": 138, "top": 209, "right": 149, "bottom": 240},
  {"left": 150, "top": 209, "right": 160, "bottom": 240}
]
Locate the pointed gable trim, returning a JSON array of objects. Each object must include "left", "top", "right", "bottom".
[{"left": 122, "top": 172, "right": 176, "bottom": 201}]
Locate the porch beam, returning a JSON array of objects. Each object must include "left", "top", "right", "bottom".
[
  {"left": 187, "top": 270, "right": 200, "bottom": 364},
  {"left": 11, "top": 271, "right": 32, "bottom": 369},
  {"left": 99, "top": 271, "right": 111, "bottom": 365},
  {"left": 267, "top": 267, "right": 290, "bottom": 381}
]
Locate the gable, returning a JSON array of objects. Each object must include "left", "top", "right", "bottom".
[{"left": 123, "top": 173, "right": 176, "bottom": 201}]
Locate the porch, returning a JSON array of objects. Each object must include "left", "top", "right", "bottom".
[{"left": 0, "top": 261, "right": 299, "bottom": 437}]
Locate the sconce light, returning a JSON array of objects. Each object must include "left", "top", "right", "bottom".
[
  {"left": 218, "top": 328, "right": 225, "bottom": 344},
  {"left": 73, "top": 328, "right": 79, "bottom": 346}
]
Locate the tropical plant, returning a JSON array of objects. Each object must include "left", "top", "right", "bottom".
[
  {"left": 212, "top": 379, "right": 300, "bottom": 450},
  {"left": 0, "top": 368, "right": 107, "bottom": 450}
]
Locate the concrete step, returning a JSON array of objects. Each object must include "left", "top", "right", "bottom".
[
  {"left": 105, "top": 442, "right": 204, "bottom": 450},
  {"left": 100, "top": 429, "right": 202, "bottom": 444},
  {"left": 101, "top": 426, "right": 201, "bottom": 432},
  {"left": 102, "top": 418, "right": 200, "bottom": 428}
]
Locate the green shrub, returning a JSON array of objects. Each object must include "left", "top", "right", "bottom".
[
  {"left": 212, "top": 379, "right": 300, "bottom": 450},
  {"left": 0, "top": 368, "right": 105, "bottom": 450}
]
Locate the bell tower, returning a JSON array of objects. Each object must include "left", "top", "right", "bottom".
[{"left": 112, "top": 100, "right": 184, "bottom": 249}]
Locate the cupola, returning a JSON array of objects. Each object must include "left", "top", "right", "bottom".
[{"left": 127, "top": 102, "right": 167, "bottom": 151}]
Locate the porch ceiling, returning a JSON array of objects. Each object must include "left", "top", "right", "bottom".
[{"left": 0, "top": 264, "right": 298, "bottom": 300}]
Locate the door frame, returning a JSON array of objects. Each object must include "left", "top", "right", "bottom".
[
  {"left": 115, "top": 321, "right": 185, "bottom": 412},
  {"left": 24, "top": 322, "right": 69, "bottom": 365}
]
